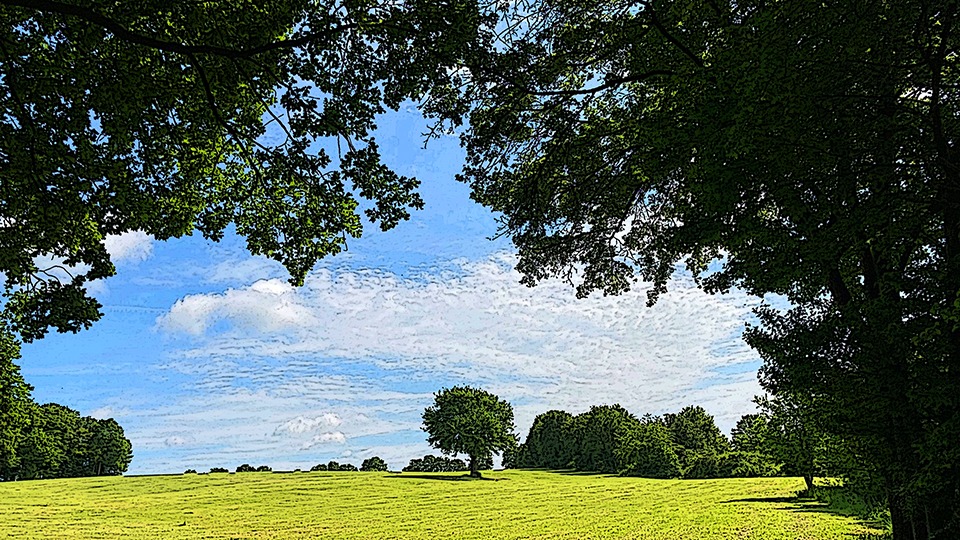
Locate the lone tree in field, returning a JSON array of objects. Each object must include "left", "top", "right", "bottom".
[{"left": 421, "top": 386, "right": 515, "bottom": 478}]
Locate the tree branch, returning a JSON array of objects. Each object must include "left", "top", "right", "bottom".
[{"left": 0, "top": 0, "right": 360, "bottom": 58}]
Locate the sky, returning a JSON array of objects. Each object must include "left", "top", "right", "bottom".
[{"left": 20, "top": 106, "right": 770, "bottom": 475}]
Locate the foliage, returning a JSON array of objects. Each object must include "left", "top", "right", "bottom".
[
  {"left": 184, "top": 469, "right": 197, "bottom": 474},
  {"left": 421, "top": 386, "right": 515, "bottom": 477},
  {"left": 519, "top": 410, "right": 576, "bottom": 469},
  {"left": 433, "top": 0, "right": 959, "bottom": 536},
  {"left": 256, "top": 465, "right": 272, "bottom": 472},
  {"left": 209, "top": 468, "right": 228, "bottom": 474},
  {"left": 360, "top": 456, "right": 388, "bottom": 472},
  {"left": 0, "top": 331, "right": 32, "bottom": 479},
  {"left": 662, "top": 406, "right": 730, "bottom": 473},
  {"left": 310, "top": 463, "right": 328, "bottom": 472},
  {"left": 571, "top": 405, "right": 639, "bottom": 474},
  {"left": 236, "top": 464, "right": 256, "bottom": 473},
  {"left": 615, "top": 419, "right": 682, "bottom": 479},
  {"left": 730, "top": 414, "right": 769, "bottom": 455},
  {"left": 0, "top": 0, "right": 488, "bottom": 345},
  {"left": 0, "top": 471, "right": 887, "bottom": 539},
  {"left": 402, "top": 455, "right": 468, "bottom": 473},
  {"left": 3, "top": 401, "right": 132, "bottom": 481}
]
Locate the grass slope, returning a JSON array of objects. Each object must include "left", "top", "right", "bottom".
[{"left": 0, "top": 470, "right": 885, "bottom": 539}]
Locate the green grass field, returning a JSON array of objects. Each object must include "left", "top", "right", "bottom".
[{"left": 0, "top": 470, "right": 886, "bottom": 539}]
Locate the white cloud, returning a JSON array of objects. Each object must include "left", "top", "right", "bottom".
[
  {"left": 156, "top": 279, "right": 315, "bottom": 335},
  {"left": 105, "top": 231, "right": 153, "bottom": 263},
  {"left": 300, "top": 431, "right": 347, "bottom": 449},
  {"left": 274, "top": 413, "right": 343, "bottom": 435}
]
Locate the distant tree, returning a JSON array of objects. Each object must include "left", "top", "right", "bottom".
[
  {"left": 615, "top": 419, "right": 682, "bottom": 479},
  {"left": 421, "top": 386, "right": 516, "bottom": 478},
  {"left": 87, "top": 418, "right": 132, "bottom": 476},
  {"left": 236, "top": 464, "right": 256, "bottom": 473},
  {"left": 501, "top": 443, "right": 520, "bottom": 470},
  {"left": 338, "top": 463, "right": 358, "bottom": 472},
  {"left": 360, "top": 457, "right": 388, "bottom": 472},
  {"left": 184, "top": 469, "right": 197, "bottom": 474},
  {"left": 757, "top": 394, "right": 827, "bottom": 492},
  {"left": 520, "top": 410, "right": 576, "bottom": 469},
  {"left": 256, "top": 465, "right": 272, "bottom": 472},
  {"left": 573, "top": 405, "right": 639, "bottom": 473},
  {"left": 209, "top": 467, "right": 228, "bottom": 474},
  {"left": 326, "top": 461, "right": 342, "bottom": 471},
  {"left": 731, "top": 414, "right": 770, "bottom": 455},
  {"left": 663, "top": 406, "right": 730, "bottom": 473},
  {"left": 310, "top": 463, "right": 328, "bottom": 472}
]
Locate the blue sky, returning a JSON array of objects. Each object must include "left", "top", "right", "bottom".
[{"left": 20, "top": 107, "right": 767, "bottom": 474}]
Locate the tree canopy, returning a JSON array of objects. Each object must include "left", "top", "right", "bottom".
[
  {"left": 421, "top": 386, "right": 515, "bottom": 477},
  {"left": 0, "top": 0, "right": 485, "bottom": 347}
]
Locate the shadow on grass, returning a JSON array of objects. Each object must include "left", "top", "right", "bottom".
[
  {"left": 384, "top": 474, "right": 503, "bottom": 482},
  {"left": 552, "top": 470, "right": 618, "bottom": 478},
  {"left": 721, "top": 496, "right": 891, "bottom": 539}
]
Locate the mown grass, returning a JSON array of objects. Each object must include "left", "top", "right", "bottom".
[{"left": 0, "top": 470, "right": 887, "bottom": 539}]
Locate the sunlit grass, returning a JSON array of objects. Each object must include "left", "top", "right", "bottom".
[{"left": 0, "top": 470, "right": 886, "bottom": 539}]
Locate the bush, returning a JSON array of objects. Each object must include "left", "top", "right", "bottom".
[
  {"left": 236, "top": 464, "right": 256, "bottom": 473},
  {"left": 402, "top": 455, "right": 469, "bottom": 473},
  {"left": 360, "top": 457, "right": 388, "bottom": 472},
  {"left": 310, "top": 463, "right": 327, "bottom": 472},
  {"left": 256, "top": 465, "right": 272, "bottom": 472},
  {"left": 209, "top": 467, "right": 228, "bottom": 473},
  {"left": 183, "top": 469, "right": 197, "bottom": 474}
]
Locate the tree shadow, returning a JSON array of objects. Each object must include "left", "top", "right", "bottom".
[
  {"left": 384, "top": 474, "right": 503, "bottom": 482},
  {"left": 552, "top": 470, "right": 617, "bottom": 477},
  {"left": 720, "top": 496, "right": 890, "bottom": 539}
]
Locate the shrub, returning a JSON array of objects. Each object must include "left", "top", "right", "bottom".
[
  {"left": 183, "top": 469, "right": 197, "bottom": 474},
  {"left": 236, "top": 464, "right": 256, "bottom": 473},
  {"left": 209, "top": 467, "right": 228, "bottom": 473},
  {"left": 256, "top": 465, "right": 272, "bottom": 472}
]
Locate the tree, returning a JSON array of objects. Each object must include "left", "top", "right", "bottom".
[
  {"left": 256, "top": 465, "right": 272, "bottom": 472},
  {"left": 236, "top": 464, "right": 256, "bottom": 473},
  {"left": 731, "top": 414, "right": 769, "bottom": 456},
  {"left": 0, "top": 0, "right": 486, "bottom": 350},
  {"left": 421, "top": 386, "right": 515, "bottom": 478},
  {"left": 360, "top": 456, "right": 388, "bottom": 472},
  {"left": 86, "top": 418, "right": 133, "bottom": 476},
  {"left": 756, "top": 394, "right": 830, "bottom": 492},
  {"left": 572, "top": 405, "right": 639, "bottom": 474},
  {"left": 519, "top": 410, "right": 576, "bottom": 469},
  {"left": 662, "top": 406, "right": 730, "bottom": 473},
  {"left": 309, "top": 463, "right": 327, "bottom": 472},
  {"left": 615, "top": 419, "right": 682, "bottom": 479},
  {"left": 435, "top": 1, "right": 959, "bottom": 536}
]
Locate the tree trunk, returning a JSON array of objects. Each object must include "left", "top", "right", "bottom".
[
  {"left": 803, "top": 474, "right": 814, "bottom": 493},
  {"left": 469, "top": 455, "right": 481, "bottom": 478}
]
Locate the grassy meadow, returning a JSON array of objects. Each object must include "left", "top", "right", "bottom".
[{"left": 0, "top": 470, "right": 886, "bottom": 539}]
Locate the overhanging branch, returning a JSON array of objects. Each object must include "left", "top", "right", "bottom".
[{"left": 0, "top": 0, "right": 360, "bottom": 58}]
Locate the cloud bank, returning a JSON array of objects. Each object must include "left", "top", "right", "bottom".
[{"left": 145, "top": 253, "right": 766, "bottom": 472}]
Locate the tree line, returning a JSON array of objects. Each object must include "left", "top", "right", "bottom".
[
  {"left": 0, "top": 338, "right": 133, "bottom": 481},
  {"left": 509, "top": 399, "right": 839, "bottom": 490}
]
